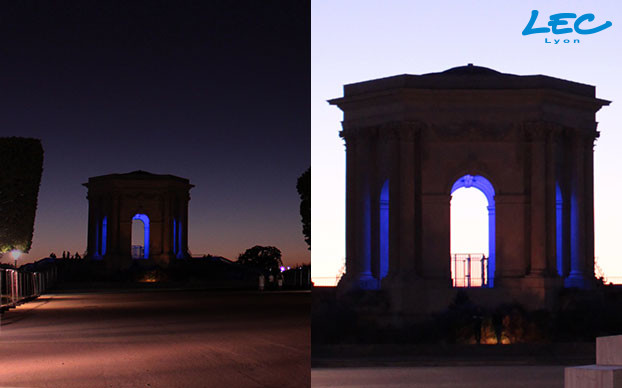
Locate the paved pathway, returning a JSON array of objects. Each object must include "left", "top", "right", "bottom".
[{"left": 0, "top": 289, "right": 310, "bottom": 387}]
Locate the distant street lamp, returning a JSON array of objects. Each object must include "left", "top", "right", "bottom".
[{"left": 11, "top": 249, "right": 21, "bottom": 269}]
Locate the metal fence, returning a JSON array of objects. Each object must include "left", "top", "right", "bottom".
[
  {"left": 131, "top": 245, "right": 145, "bottom": 259},
  {"left": 282, "top": 266, "right": 312, "bottom": 289},
  {"left": 452, "top": 253, "right": 489, "bottom": 288},
  {"left": 0, "top": 267, "right": 57, "bottom": 309}
]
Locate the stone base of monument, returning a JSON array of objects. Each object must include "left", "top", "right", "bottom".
[
  {"left": 566, "top": 335, "right": 622, "bottom": 388},
  {"left": 565, "top": 365, "right": 622, "bottom": 388},
  {"left": 597, "top": 335, "right": 622, "bottom": 366}
]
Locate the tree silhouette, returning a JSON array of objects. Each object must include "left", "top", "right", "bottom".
[
  {"left": 0, "top": 137, "right": 44, "bottom": 253},
  {"left": 296, "top": 167, "right": 310, "bottom": 249},
  {"left": 237, "top": 245, "right": 283, "bottom": 275}
]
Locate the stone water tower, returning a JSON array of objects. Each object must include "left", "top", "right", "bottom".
[
  {"left": 329, "top": 65, "right": 610, "bottom": 314},
  {"left": 84, "top": 170, "right": 193, "bottom": 269}
]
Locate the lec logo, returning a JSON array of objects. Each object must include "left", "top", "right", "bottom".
[{"left": 522, "top": 10, "right": 612, "bottom": 44}]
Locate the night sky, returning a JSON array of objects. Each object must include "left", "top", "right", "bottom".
[{"left": 0, "top": 1, "right": 310, "bottom": 266}]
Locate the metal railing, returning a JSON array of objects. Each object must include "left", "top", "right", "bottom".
[
  {"left": 452, "top": 253, "right": 488, "bottom": 288},
  {"left": 131, "top": 245, "right": 145, "bottom": 259},
  {"left": 0, "top": 267, "right": 57, "bottom": 309}
]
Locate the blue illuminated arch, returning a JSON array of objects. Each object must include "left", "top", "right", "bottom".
[
  {"left": 556, "top": 183, "right": 564, "bottom": 277},
  {"left": 132, "top": 213, "right": 150, "bottom": 259},
  {"left": 101, "top": 216, "right": 107, "bottom": 256},
  {"left": 379, "top": 180, "right": 389, "bottom": 280},
  {"left": 95, "top": 217, "right": 100, "bottom": 259},
  {"left": 173, "top": 219, "right": 178, "bottom": 254},
  {"left": 451, "top": 174, "right": 496, "bottom": 287},
  {"left": 176, "top": 218, "right": 183, "bottom": 258},
  {"left": 94, "top": 216, "right": 108, "bottom": 260}
]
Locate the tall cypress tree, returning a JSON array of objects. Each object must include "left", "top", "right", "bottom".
[{"left": 0, "top": 137, "right": 44, "bottom": 253}]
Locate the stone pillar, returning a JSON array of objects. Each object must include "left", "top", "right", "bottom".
[
  {"left": 487, "top": 204, "right": 496, "bottom": 285},
  {"left": 566, "top": 132, "right": 587, "bottom": 288},
  {"left": 398, "top": 126, "right": 417, "bottom": 277},
  {"left": 560, "top": 132, "right": 572, "bottom": 278},
  {"left": 181, "top": 195, "right": 189, "bottom": 257},
  {"left": 527, "top": 124, "right": 547, "bottom": 276},
  {"left": 354, "top": 132, "right": 376, "bottom": 289},
  {"left": 495, "top": 194, "right": 528, "bottom": 278},
  {"left": 387, "top": 130, "right": 401, "bottom": 279},
  {"left": 86, "top": 194, "right": 96, "bottom": 257},
  {"left": 119, "top": 217, "right": 132, "bottom": 257},
  {"left": 109, "top": 195, "right": 120, "bottom": 255},
  {"left": 343, "top": 134, "right": 357, "bottom": 282},
  {"left": 369, "top": 133, "right": 380, "bottom": 281},
  {"left": 584, "top": 133, "right": 596, "bottom": 281},
  {"left": 546, "top": 129, "right": 558, "bottom": 275},
  {"left": 420, "top": 193, "right": 451, "bottom": 281},
  {"left": 161, "top": 194, "right": 171, "bottom": 256}
]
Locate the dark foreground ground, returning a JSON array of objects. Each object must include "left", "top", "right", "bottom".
[
  {"left": 311, "top": 343, "right": 594, "bottom": 388},
  {"left": 0, "top": 289, "right": 310, "bottom": 388},
  {"left": 312, "top": 365, "right": 566, "bottom": 388}
]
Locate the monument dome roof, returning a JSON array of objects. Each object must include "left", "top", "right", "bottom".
[{"left": 331, "top": 64, "right": 607, "bottom": 102}]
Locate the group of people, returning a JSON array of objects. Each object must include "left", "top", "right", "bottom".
[
  {"left": 49, "top": 251, "right": 82, "bottom": 259},
  {"left": 258, "top": 273, "right": 284, "bottom": 291}
]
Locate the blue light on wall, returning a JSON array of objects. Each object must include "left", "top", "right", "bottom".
[
  {"left": 379, "top": 180, "right": 389, "bottom": 280},
  {"left": 101, "top": 216, "right": 107, "bottom": 256},
  {"left": 95, "top": 217, "right": 100, "bottom": 258},
  {"left": 556, "top": 184, "right": 563, "bottom": 277},
  {"left": 174, "top": 218, "right": 183, "bottom": 258},
  {"left": 94, "top": 216, "right": 107, "bottom": 259},
  {"left": 132, "top": 213, "right": 150, "bottom": 259},
  {"left": 451, "top": 174, "right": 496, "bottom": 288},
  {"left": 173, "top": 219, "right": 178, "bottom": 254},
  {"left": 177, "top": 219, "right": 183, "bottom": 258},
  {"left": 566, "top": 190, "right": 585, "bottom": 288}
]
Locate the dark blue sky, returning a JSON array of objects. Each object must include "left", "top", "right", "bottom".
[{"left": 0, "top": 1, "right": 310, "bottom": 265}]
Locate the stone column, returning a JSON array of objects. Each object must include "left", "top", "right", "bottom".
[
  {"left": 343, "top": 133, "right": 357, "bottom": 282},
  {"left": 398, "top": 126, "right": 417, "bottom": 277},
  {"left": 354, "top": 131, "right": 376, "bottom": 289},
  {"left": 495, "top": 194, "right": 528, "bottom": 278},
  {"left": 86, "top": 194, "right": 96, "bottom": 257},
  {"left": 487, "top": 204, "right": 496, "bottom": 286},
  {"left": 369, "top": 132, "right": 380, "bottom": 280},
  {"left": 181, "top": 195, "right": 189, "bottom": 257},
  {"left": 162, "top": 193, "right": 171, "bottom": 256},
  {"left": 109, "top": 194, "right": 121, "bottom": 255},
  {"left": 545, "top": 129, "right": 558, "bottom": 275},
  {"left": 387, "top": 130, "right": 401, "bottom": 279},
  {"left": 527, "top": 123, "right": 547, "bottom": 276},
  {"left": 420, "top": 193, "right": 451, "bottom": 281},
  {"left": 560, "top": 131, "right": 572, "bottom": 278},
  {"left": 584, "top": 133, "right": 596, "bottom": 282},
  {"left": 567, "top": 131, "right": 587, "bottom": 288}
]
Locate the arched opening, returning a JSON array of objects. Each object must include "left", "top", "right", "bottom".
[
  {"left": 450, "top": 175, "right": 495, "bottom": 287},
  {"left": 131, "top": 213, "right": 150, "bottom": 259},
  {"left": 379, "top": 180, "right": 389, "bottom": 280}
]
